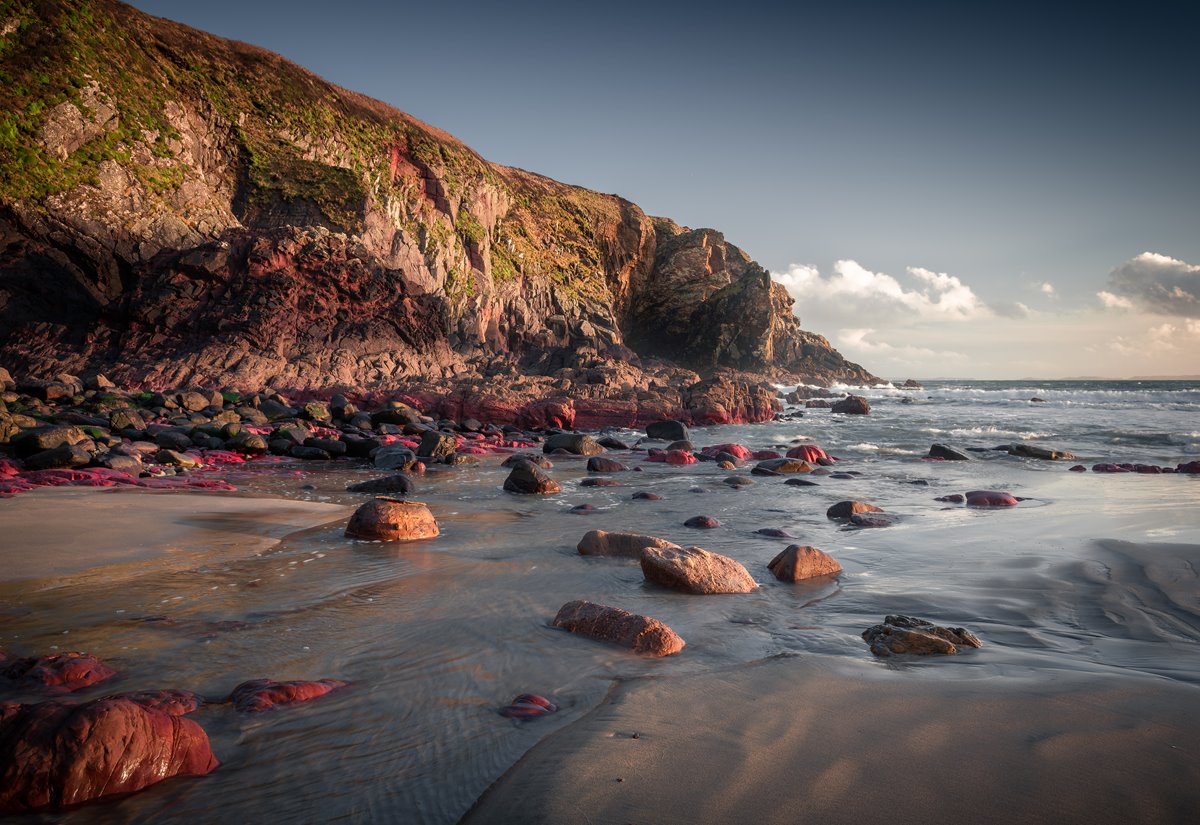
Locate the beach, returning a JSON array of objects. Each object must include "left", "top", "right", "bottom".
[{"left": 2, "top": 381, "right": 1199, "bottom": 823}]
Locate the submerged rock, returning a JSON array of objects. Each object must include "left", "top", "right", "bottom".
[
  {"left": 0, "top": 697, "right": 219, "bottom": 813},
  {"left": 552, "top": 600, "right": 684, "bottom": 656},
  {"left": 344, "top": 498, "right": 439, "bottom": 540},
  {"left": 861, "top": 615, "right": 982, "bottom": 657},
  {"left": 684, "top": 515, "right": 721, "bottom": 529},
  {"left": 768, "top": 545, "right": 842, "bottom": 581},
  {"left": 498, "top": 693, "right": 558, "bottom": 720},
  {"left": 586, "top": 456, "right": 629, "bottom": 473},
  {"left": 965, "top": 490, "right": 1019, "bottom": 507},
  {"left": 229, "top": 678, "right": 348, "bottom": 712},
  {"left": 640, "top": 545, "right": 757, "bottom": 594},
  {"left": 3, "top": 652, "right": 116, "bottom": 693}
]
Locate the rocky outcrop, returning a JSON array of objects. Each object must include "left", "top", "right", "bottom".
[{"left": 0, "top": 0, "right": 878, "bottom": 402}]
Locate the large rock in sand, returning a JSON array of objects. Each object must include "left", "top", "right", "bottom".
[
  {"left": 768, "top": 545, "right": 842, "bottom": 581},
  {"left": 552, "top": 600, "right": 684, "bottom": 656},
  {"left": 640, "top": 545, "right": 757, "bottom": 594},
  {"left": 861, "top": 615, "right": 982, "bottom": 657},
  {"left": 577, "top": 530, "right": 679, "bottom": 559},
  {"left": 0, "top": 697, "right": 219, "bottom": 813},
  {"left": 345, "top": 498, "right": 439, "bottom": 541}
]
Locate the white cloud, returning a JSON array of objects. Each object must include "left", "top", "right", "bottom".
[
  {"left": 1097, "top": 290, "right": 1135, "bottom": 310},
  {"left": 772, "top": 259, "right": 990, "bottom": 325},
  {"left": 1040, "top": 282, "right": 1056, "bottom": 295},
  {"left": 1104, "top": 252, "right": 1200, "bottom": 317}
]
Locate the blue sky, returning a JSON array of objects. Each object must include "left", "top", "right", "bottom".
[{"left": 128, "top": 0, "right": 1200, "bottom": 378}]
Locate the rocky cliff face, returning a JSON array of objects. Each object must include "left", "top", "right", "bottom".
[{"left": 0, "top": 0, "right": 878, "bottom": 422}]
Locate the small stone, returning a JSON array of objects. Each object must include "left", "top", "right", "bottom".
[
  {"left": 861, "top": 615, "right": 982, "bottom": 657},
  {"left": 684, "top": 515, "right": 720, "bottom": 529}
]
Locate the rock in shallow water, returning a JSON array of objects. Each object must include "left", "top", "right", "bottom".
[
  {"left": 826, "top": 500, "right": 882, "bottom": 519},
  {"left": 503, "top": 462, "right": 562, "bottom": 494},
  {"left": 3, "top": 652, "right": 116, "bottom": 693},
  {"left": 965, "top": 490, "right": 1019, "bottom": 507},
  {"left": 768, "top": 544, "right": 842, "bottom": 581},
  {"left": 0, "top": 697, "right": 219, "bottom": 813},
  {"left": 346, "top": 474, "right": 415, "bottom": 494},
  {"left": 552, "top": 600, "right": 684, "bottom": 656},
  {"left": 499, "top": 694, "right": 558, "bottom": 720},
  {"left": 577, "top": 529, "right": 678, "bottom": 559},
  {"left": 861, "top": 615, "right": 982, "bottom": 657},
  {"left": 640, "top": 545, "right": 757, "bottom": 594},
  {"left": 345, "top": 498, "right": 439, "bottom": 541},
  {"left": 229, "top": 678, "right": 348, "bottom": 712}
]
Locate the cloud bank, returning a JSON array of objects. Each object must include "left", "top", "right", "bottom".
[
  {"left": 1101, "top": 252, "right": 1200, "bottom": 317},
  {"left": 771, "top": 260, "right": 991, "bottom": 326}
]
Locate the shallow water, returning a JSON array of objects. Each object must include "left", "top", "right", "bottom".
[{"left": 2, "top": 380, "right": 1198, "bottom": 823}]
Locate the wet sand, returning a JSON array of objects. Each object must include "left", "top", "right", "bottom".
[
  {"left": 464, "top": 654, "right": 1200, "bottom": 825},
  {"left": 0, "top": 488, "right": 351, "bottom": 583}
]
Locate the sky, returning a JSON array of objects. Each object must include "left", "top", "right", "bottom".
[{"left": 127, "top": 0, "right": 1200, "bottom": 379}]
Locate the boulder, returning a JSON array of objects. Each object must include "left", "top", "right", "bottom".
[
  {"left": 346, "top": 474, "right": 414, "bottom": 495},
  {"left": 503, "top": 453, "right": 552, "bottom": 469},
  {"left": 552, "top": 600, "right": 684, "bottom": 656},
  {"left": 861, "top": 615, "right": 983, "bottom": 657},
  {"left": 785, "top": 444, "right": 829, "bottom": 462},
  {"left": 542, "top": 433, "right": 603, "bottom": 456},
  {"left": 684, "top": 515, "right": 721, "bottom": 528},
  {"left": 13, "top": 426, "right": 87, "bottom": 457},
  {"left": 417, "top": 430, "right": 458, "bottom": 460},
  {"left": 577, "top": 529, "right": 679, "bottom": 559},
  {"left": 831, "top": 395, "right": 870, "bottom": 415},
  {"left": 929, "top": 444, "right": 972, "bottom": 461},
  {"left": 0, "top": 697, "right": 218, "bottom": 813},
  {"left": 826, "top": 500, "right": 882, "bottom": 519},
  {"left": 768, "top": 545, "right": 842, "bottom": 581},
  {"left": 229, "top": 678, "right": 347, "bottom": 712},
  {"left": 580, "top": 478, "right": 620, "bottom": 487},
  {"left": 23, "top": 443, "right": 92, "bottom": 471},
  {"left": 587, "top": 456, "right": 629, "bottom": 473},
  {"left": 373, "top": 445, "right": 418, "bottom": 472},
  {"left": 503, "top": 462, "right": 562, "bottom": 494},
  {"left": 640, "top": 545, "right": 757, "bottom": 594},
  {"left": 344, "top": 498, "right": 439, "bottom": 541},
  {"left": 665, "top": 449, "right": 697, "bottom": 465},
  {"left": 784, "top": 478, "right": 819, "bottom": 487},
  {"left": 632, "top": 491, "right": 664, "bottom": 500},
  {"left": 646, "top": 420, "right": 690, "bottom": 442},
  {"left": 299, "top": 401, "right": 332, "bottom": 422}
]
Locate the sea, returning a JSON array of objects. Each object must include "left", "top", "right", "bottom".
[{"left": 2, "top": 379, "right": 1198, "bottom": 824}]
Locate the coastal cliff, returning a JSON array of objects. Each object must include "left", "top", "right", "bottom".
[{"left": 0, "top": 0, "right": 878, "bottom": 424}]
